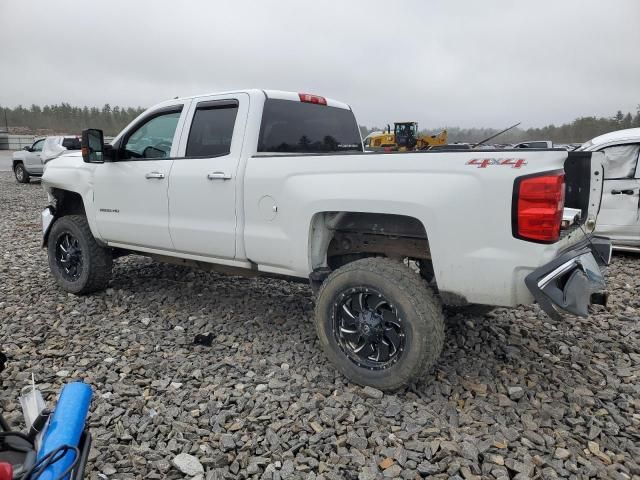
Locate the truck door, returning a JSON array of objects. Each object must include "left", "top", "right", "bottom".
[
  {"left": 168, "top": 94, "right": 249, "bottom": 259},
  {"left": 93, "top": 103, "right": 190, "bottom": 250},
  {"left": 596, "top": 143, "right": 640, "bottom": 246},
  {"left": 25, "top": 138, "right": 44, "bottom": 174}
]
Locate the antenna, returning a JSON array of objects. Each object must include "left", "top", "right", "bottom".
[{"left": 472, "top": 122, "right": 521, "bottom": 148}]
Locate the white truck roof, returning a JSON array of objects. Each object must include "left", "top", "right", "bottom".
[
  {"left": 582, "top": 128, "right": 640, "bottom": 149},
  {"left": 152, "top": 89, "right": 352, "bottom": 112}
]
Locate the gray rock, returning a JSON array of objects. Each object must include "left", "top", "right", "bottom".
[
  {"left": 172, "top": 453, "right": 204, "bottom": 476},
  {"left": 460, "top": 441, "right": 479, "bottom": 461},
  {"left": 219, "top": 434, "right": 235, "bottom": 452},
  {"left": 383, "top": 464, "right": 402, "bottom": 478},
  {"left": 507, "top": 386, "right": 525, "bottom": 400},
  {"left": 362, "top": 386, "right": 383, "bottom": 399},
  {"left": 358, "top": 467, "right": 377, "bottom": 480},
  {"left": 347, "top": 433, "right": 368, "bottom": 450}
]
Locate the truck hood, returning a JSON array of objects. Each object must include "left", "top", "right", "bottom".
[{"left": 43, "top": 149, "right": 82, "bottom": 164}]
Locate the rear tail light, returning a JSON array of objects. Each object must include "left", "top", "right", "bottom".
[
  {"left": 298, "top": 93, "right": 327, "bottom": 105},
  {"left": 513, "top": 171, "right": 565, "bottom": 243}
]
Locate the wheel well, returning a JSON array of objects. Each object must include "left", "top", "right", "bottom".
[
  {"left": 12, "top": 160, "right": 22, "bottom": 167},
  {"left": 310, "top": 211, "right": 432, "bottom": 273},
  {"left": 51, "top": 189, "right": 86, "bottom": 217}
]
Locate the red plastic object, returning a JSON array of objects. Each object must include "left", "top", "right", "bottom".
[
  {"left": 298, "top": 93, "right": 327, "bottom": 105},
  {"left": 0, "top": 462, "right": 13, "bottom": 480}
]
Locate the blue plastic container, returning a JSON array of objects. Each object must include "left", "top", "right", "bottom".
[{"left": 37, "top": 382, "right": 92, "bottom": 480}]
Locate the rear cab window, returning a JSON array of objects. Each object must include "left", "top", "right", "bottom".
[
  {"left": 185, "top": 100, "right": 239, "bottom": 157},
  {"left": 258, "top": 99, "right": 362, "bottom": 154}
]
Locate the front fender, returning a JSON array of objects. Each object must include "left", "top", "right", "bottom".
[
  {"left": 12, "top": 152, "right": 27, "bottom": 163},
  {"left": 41, "top": 154, "right": 103, "bottom": 243}
]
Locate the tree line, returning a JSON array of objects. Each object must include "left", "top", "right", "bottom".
[
  {"left": 0, "top": 103, "right": 146, "bottom": 136},
  {"left": 1, "top": 102, "right": 639, "bottom": 143},
  {"left": 360, "top": 105, "right": 640, "bottom": 145}
]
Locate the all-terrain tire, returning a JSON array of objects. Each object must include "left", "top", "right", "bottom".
[
  {"left": 14, "top": 163, "right": 30, "bottom": 183},
  {"left": 315, "top": 257, "right": 445, "bottom": 391},
  {"left": 47, "top": 215, "right": 112, "bottom": 294}
]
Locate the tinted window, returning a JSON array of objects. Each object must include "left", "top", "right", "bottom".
[
  {"left": 186, "top": 102, "right": 238, "bottom": 157},
  {"left": 258, "top": 99, "right": 362, "bottom": 153},
  {"left": 122, "top": 110, "right": 182, "bottom": 160},
  {"left": 62, "top": 137, "right": 81, "bottom": 150},
  {"left": 600, "top": 144, "right": 639, "bottom": 179}
]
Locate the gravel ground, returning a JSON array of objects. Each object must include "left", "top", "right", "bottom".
[{"left": 1, "top": 171, "right": 639, "bottom": 480}]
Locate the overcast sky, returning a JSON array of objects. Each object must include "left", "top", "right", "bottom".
[{"left": 1, "top": 0, "right": 638, "bottom": 129}]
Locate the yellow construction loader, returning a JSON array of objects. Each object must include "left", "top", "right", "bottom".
[{"left": 364, "top": 122, "right": 447, "bottom": 151}]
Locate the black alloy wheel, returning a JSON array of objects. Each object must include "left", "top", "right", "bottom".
[
  {"left": 55, "top": 232, "right": 84, "bottom": 281},
  {"left": 333, "top": 287, "right": 405, "bottom": 370}
]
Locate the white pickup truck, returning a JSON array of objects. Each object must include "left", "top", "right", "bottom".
[{"left": 40, "top": 89, "right": 611, "bottom": 390}]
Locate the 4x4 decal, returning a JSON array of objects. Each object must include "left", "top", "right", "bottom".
[{"left": 466, "top": 158, "right": 527, "bottom": 169}]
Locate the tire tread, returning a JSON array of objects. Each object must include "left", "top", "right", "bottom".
[{"left": 315, "top": 257, "right": 445, "bottom": 390}]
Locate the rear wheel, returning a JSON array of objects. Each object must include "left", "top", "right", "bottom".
[
  {"left": 315, "top": 257, "right": 445, "bottom": 391},
  {"left": 13, "top": 163, "right": 30, "bottom": 183},
  {"left": 47, "top": 215, "right": 112, "bottom": 294}
]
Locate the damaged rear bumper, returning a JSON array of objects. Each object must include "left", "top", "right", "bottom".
[{"left": 525, "top": 236, "right": 611, "bottom": 320}]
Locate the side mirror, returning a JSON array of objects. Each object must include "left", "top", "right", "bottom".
[
  {"left": 81, "top": 129, "right": 105, "bottom": 163},
  {"left": 23, "top": 146, "right": 31, "bottom": 152}
]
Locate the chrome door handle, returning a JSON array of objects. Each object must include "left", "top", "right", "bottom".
[
  {"left": 145, "top": 172, "right": 165, "bottom": 179},
  {"left": 207, "top": 172, "right": 232, "bottom": 180}
]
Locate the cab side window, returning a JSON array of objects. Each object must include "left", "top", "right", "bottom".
[
  {"left": 121, "top": 109, "right": 182, "bottom": 160},
  {"left": 600, "top": 144, "right": 640, "bottom": 179},
  {"left": 62, "top": 137, "right": 81, "bottom": 150},
  {"left": 185, "top": 100, "right": 238, "bottom": 158},
  {"left": 32, "top": 139, "right": 44, "bottom": 152}
]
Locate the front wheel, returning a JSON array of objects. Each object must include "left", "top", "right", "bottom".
[
  {"left": 314, "top": 258, "right": 445, "bottom": 391},
  {"left": 47, "top": 215, "right": 112, "bottom": 294},
  {"left": 14, "top": 163, "right": 30, "bottom": 183}
]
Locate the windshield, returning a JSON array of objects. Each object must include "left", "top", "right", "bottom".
[
  {"left": 258, "top": 99, "right": 362, "bottom": 153},
  {"left": 395, "top": 124, "right": 417, "bottom": 136}
]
